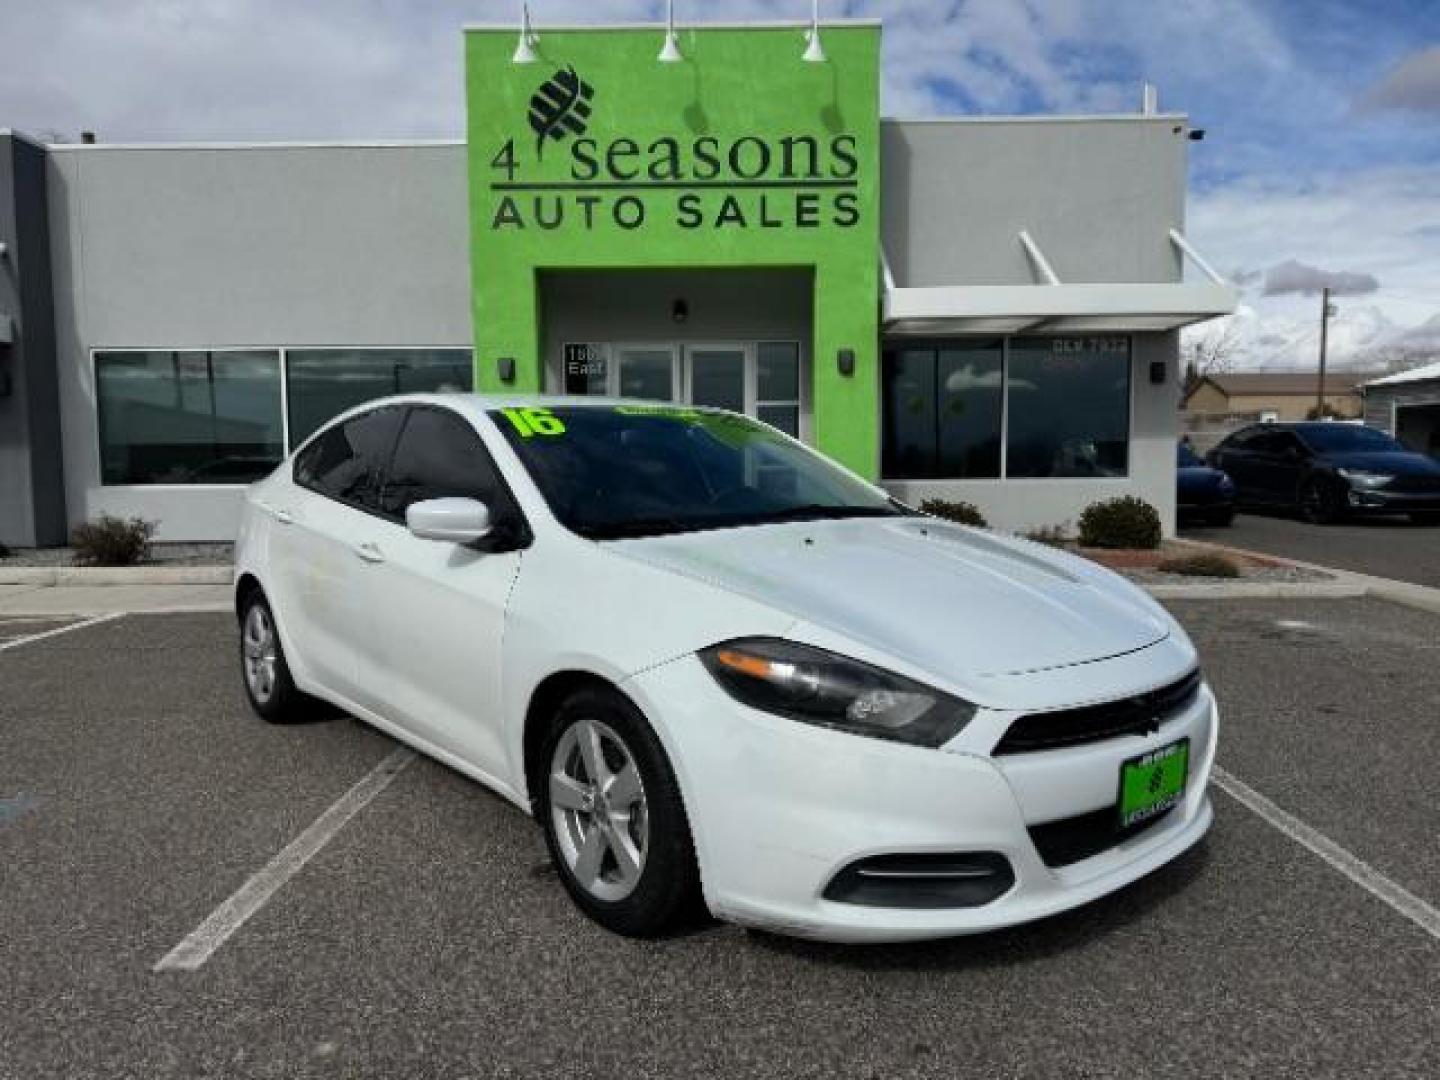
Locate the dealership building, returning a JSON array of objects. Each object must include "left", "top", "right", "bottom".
[{"left": 0, "top": 19, "right": 1234, "bottom": 546}]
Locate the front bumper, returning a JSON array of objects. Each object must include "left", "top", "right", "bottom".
[{"left": 625, "top": 644, "right": 1217, "bottom": 943}]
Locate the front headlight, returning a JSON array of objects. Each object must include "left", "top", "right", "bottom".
[
  {"left": 1337, "top": 468, "right": 1394, "bottom": 489},
  {"left": 698, "top": 638, "right": 975, "bottom": 748}
]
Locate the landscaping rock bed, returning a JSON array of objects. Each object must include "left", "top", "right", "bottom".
[{"left": 0, "top": 543, "right": 234, "bottom": 568}]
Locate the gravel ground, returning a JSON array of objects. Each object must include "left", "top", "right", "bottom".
[
  {"left": 0, "top": 543, "right": 233, "bottom": 567},
  {"left": 1123, "top": 563, "right": 1332, "bottom": 585}
]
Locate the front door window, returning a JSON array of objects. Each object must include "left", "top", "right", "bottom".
[{"left": 616, "top": 346, "right": 676, "bottom": 401}]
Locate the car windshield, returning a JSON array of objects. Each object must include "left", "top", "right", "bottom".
[
  {"left": 1296, "top": 424, "right": 1406, "bottom": 454},
  {"left": 490, "top": 404, "right": 909, "bottom": 539},
  {"left": 1177, "top": 443, "right": 1203, "bottom": 467}
]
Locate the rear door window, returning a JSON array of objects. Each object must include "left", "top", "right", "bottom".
[
  {"left": 293, "top": 406, "right": 405, "bottom": 513},
  {"left": 378, "top": 406, "right": 507, "bottom": 521}
]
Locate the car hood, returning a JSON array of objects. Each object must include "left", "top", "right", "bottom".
[
  {"left": 606, "top": 517, "right": 1169, "bottom": 681},
  {"left": 1321, "top": 450, "right": 1440, "bottom": 476}
]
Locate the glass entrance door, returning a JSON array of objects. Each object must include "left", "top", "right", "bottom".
[{"left": 686, "top": 346, "right": 747, "bottom": 413}]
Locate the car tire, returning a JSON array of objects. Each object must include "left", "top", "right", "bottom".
[
  {"left": 1206, "top": 507, "right": 1236, "bottom": 527},
  {"left": 1300, "top": 476, "right": 1345, "bottom": 525},
  {"left": 538, "top": 686, "right": 702, "bottom": 938},
  {"left": 239, "top": 592, "right": 307, "bottom": 723}
]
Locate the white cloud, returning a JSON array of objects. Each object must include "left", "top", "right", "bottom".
[
  {"left": 1359, "top": 44, "right": 1440, "bottom": 114},
  {"left": 1262, "top": 259, "right": 1378, "bottom": 297}
]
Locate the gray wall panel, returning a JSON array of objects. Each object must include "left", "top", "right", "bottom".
[{"left": 881, "top": 118, "right": 1188, "bottom": 288}]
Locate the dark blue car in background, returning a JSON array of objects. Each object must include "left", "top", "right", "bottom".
[
  {"left": 1209, "top": 422, "right": 1440, "bottom": 524},
  {"left": 1178, "top": 442, "right": 1236, "bottom": 525}
]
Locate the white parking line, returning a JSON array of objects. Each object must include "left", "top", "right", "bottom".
[
  {"left": 0, "top": 613, "right": 123, "bottom": 652},
  {"left": 154, "top": 746, "right": 417, "bottom": 972},
  {"left": 1213, "top": 766, "right": 1440, "bottom": 942}
]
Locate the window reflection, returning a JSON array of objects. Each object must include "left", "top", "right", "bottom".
[
  {"left": 882, "top": 342, "right": 1002, "bottom": 479},
  {"left": 286, "top": 348, "right": 473, "bottom": 449},
  {"left": 96, "top": 350, "right": 284, "bottom": 485},
  {"left": 1006, "top": 339, "right": 1130, "bottom": 477}
]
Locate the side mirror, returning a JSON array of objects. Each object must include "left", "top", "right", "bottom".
[{"left": 406, "top": 497, "right": 492, "bottom": 544}]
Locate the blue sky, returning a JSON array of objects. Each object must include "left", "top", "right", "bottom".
[{"left": 2, "top": 0, "right": 1436, "bottom": 368}]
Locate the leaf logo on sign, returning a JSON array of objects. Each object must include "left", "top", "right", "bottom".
[{"left": 528, "top": 65, "right": 594, "bottom": 159}]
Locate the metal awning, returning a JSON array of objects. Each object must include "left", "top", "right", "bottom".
[{"left": 882, "top": 229, "right": 1237, "bottom": 336}]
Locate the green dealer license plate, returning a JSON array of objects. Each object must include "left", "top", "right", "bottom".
[{"left": 1118, "top": 739, "right": 1190, "bottom": 828}]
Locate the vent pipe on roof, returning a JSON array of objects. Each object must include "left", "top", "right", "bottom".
[
  {"left": 81, "top": 130, "right": 96, "bottom": 144},
  {"left": 1141, "top": 83, "right": 1158, "bottom": 115}
]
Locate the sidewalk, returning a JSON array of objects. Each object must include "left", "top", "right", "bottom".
[{"left": 0, "top": 583, "right": 232, "bottom": 616}]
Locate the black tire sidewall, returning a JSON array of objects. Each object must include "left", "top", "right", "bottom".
[{"left": 538, "top": 687, "right": 701, "bottom": 937}]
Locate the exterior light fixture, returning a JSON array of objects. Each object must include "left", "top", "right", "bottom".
[
  {"left": 803, "top": 0, "right": 827, "bottom": 63},
  {"left": 512, "top": 3, "right": 539, "bottom": 64},
  {"left": 671, "top": 298, "right": 689, "bottom": 324},
  {"left": 498, "top": 356, "right": 517, "bottom": 383},
  {"left": 837, "top": 348, "right": 855, "bottom": 376},
  {"left": 658, "top": 0, "right": 684, "bottom": 62}
]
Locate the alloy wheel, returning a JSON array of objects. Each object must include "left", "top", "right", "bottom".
[
  {"left": 549, "top": 718, "right": 649, "bottom": 903},
  {"left": 242, "top": 604, "right": 279, "bottom": 704}
]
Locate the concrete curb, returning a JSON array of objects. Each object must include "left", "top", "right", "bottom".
[
  {"left": 1154, "top": 537, "right": 1440, "bottom": 616},
  {"left": 0, "top": 565, "right": 232, "bottom": 586},
  {"left": 1142, "top": 578, "right": 1368, "bottom": 601}
]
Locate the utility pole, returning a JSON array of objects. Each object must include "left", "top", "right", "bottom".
[{"left": 1316, "top": 286, "right": 1335, "bottom": 417}]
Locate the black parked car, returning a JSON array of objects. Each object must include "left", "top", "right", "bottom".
[
  {"left": 1209, "top": 422, "right": 1440, "bottom": 524},
  {"left": 1177, "top": 442, "right": 1236, "bottom": 525}
]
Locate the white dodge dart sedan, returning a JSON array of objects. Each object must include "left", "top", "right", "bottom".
[{"left": 234, "top": 394, "right": 1215, "bottom": 942}]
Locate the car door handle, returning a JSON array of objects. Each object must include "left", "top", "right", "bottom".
[{"left": 352, "top": 542, "right": 386, "bottom": 564}]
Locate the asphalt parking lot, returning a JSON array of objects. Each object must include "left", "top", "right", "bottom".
[
  {"left": 2, "top": 602, "right": 1438, "bottom": 1078},
  {"left": 1182, "top": 509, "right": 1440, "bottom": 588}
]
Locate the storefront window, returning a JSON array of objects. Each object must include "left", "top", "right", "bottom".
[
  {"left": 1006, "top": 338, "right": 1130, "bottom": 478},
  {"left": 95, "top": 350, "right": 284, "bottom": 485},
  {"left": 882, "top": 337, "right": 1130, "bottom": 480},
  {"left": 286, "top": 348, "right": 473, "bottom": 449},
  {"left": 882, "top": 342, "right": 1003, "bottom": 479}
]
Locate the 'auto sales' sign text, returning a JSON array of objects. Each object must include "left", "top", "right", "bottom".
[{"left": 487, "top": 65, "right": 861, "bottom": 233}]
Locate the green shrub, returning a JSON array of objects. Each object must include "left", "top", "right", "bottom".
[
  {"left": 71, "top": 515, "right": 156, "bottom": 566},
  {"left": 919, "top": 499, "right": 988, "bottom": 528},
  {"left": 1077, "top": 497, "right": 1161, "bottom": 550},
  {"left": 1022, "top": 524, "right": 1071, "bottom": 547},
  {"left": 1157, "top": 553, "right": 1241, "bottom": 578}
]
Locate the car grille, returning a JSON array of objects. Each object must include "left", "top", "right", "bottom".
[
  {"left": 994, "top": 670, "right": 1202, "bottom": 755},
  {"left": 1028, "top": 806, "right": 1174, "bottom": 868}
]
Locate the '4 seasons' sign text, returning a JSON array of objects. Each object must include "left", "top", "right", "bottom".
[{"left": 487, "top": 65, "right": 861, "bottom": 233}]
